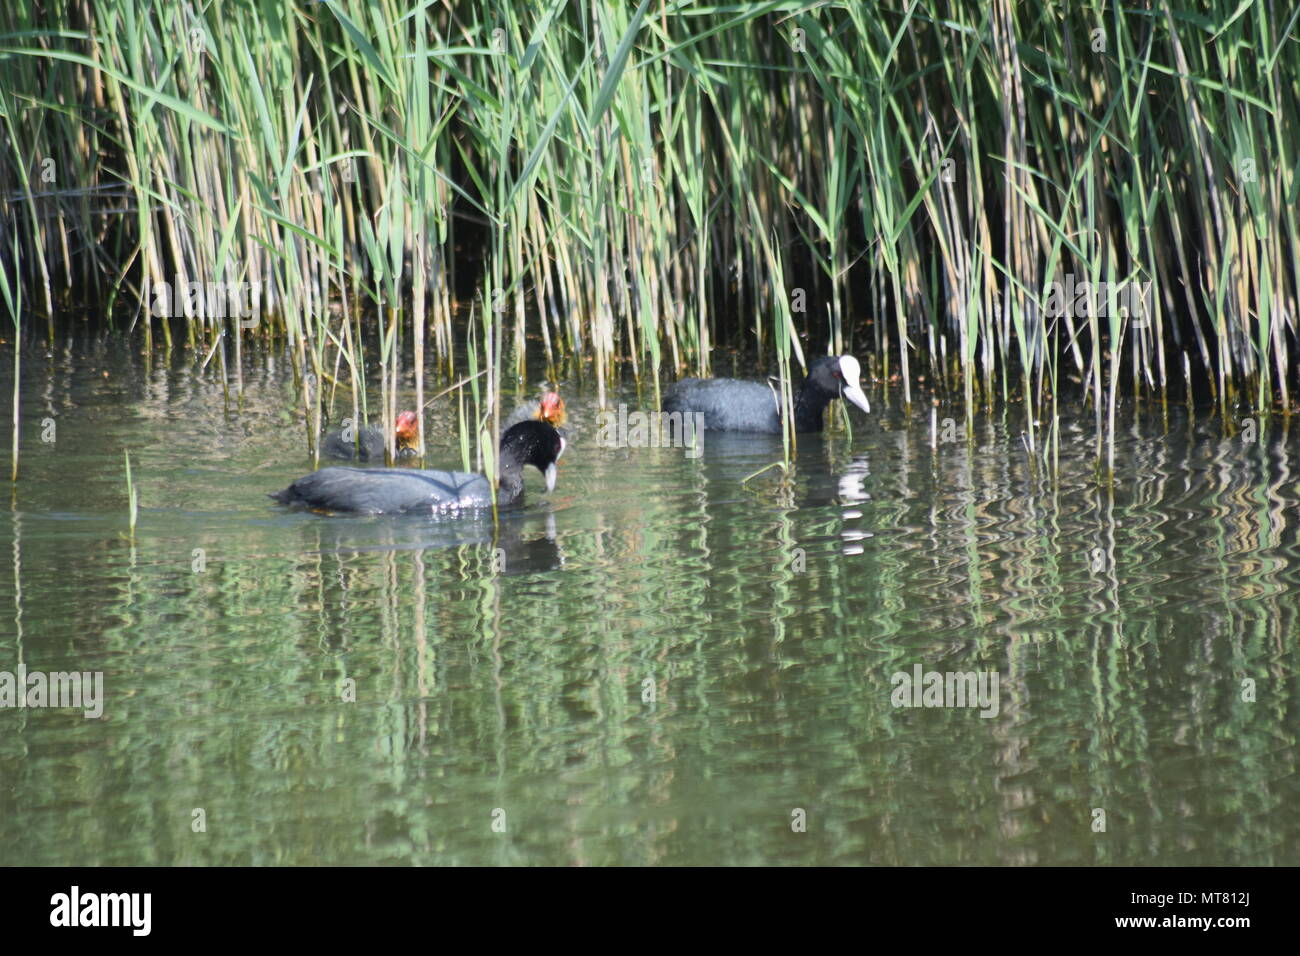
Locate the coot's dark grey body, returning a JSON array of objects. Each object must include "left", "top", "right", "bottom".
[
  {"left": 663, "top": 379, "right": 783, "bottom": 432},
  {"left": 273, "top": 467, "right": 493, "bottom": 514},
  {"left": 272, "top": 421, "right": 564, "bottom": 515},
  {"left": 663, "top": 355, "right": 870, "bottom": 433}
]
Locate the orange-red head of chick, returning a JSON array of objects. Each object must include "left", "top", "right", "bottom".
[
  {"left": 537, "top": 392, "right": 567, "bottom": 427},
  {"left": 395, "top": 410, "right": 420, "bottom": 449}
]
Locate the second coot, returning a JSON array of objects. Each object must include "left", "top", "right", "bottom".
[{"left": 663, "top": 354, "right": 870, "bottom": 433}]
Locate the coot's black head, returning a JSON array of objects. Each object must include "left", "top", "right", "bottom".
[
  {"left": 501, "top": 420, "right": 565, "bottom": 491},
  {"left": 806, "top": 355, "right": 870, "bottom": 414}
]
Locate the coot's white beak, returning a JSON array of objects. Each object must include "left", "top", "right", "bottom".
[
  {"left": 542, "top": 435, "right": 563, "bottom": 493},
  {"left": 839, "top": 356, "right": 871, "bottom": 414}
]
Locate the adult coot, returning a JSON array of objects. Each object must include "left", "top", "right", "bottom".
[
  {"left": 270, "top": 420, "right": 564, "bottom": 515},
  {"left": 322, "top": 410, "right": 420, "bottom": 461},
  {"left": 663, "top": 355, "right": 870, "bottom": 433},
  {"left": 503, "top": 391, "right": 567, "bottom": 430}
]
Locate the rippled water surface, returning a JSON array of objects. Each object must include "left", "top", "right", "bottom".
[{"left": 2, "top": 332, "right": 1298, "bottom": 865}]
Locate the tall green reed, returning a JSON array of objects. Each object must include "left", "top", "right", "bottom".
[{"left": 2, "top": 0, "right": 1298, "bottom": 475}]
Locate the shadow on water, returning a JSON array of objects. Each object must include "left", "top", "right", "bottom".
[{"left": 1, "top": 332, "right": 1298, "bottom": 864}]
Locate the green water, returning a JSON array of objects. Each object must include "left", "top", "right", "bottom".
[{"left": 1, "top": 333, "right": 1297, "bottom": 865}]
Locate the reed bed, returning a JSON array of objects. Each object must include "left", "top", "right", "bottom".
[{"left": 2, "top": 0, "right": 1298, "bottom": 471}]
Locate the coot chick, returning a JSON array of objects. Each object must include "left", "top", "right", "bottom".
[
  {"left": 503, "top": 391, "right": 567, "bottom": 430},
  {"left": 663, "top": 355, "right": 869, "bottom": 433},
  {"left": 322, "top": 410, "right": 420, "bottom": 461},
  {"left": 271, "top": 420, "right": 564, "bottom": 515}
]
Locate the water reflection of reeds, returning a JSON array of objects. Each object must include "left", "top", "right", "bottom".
[{"left": 1, "top": 352, "right": 1298, "bottom": 863}]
